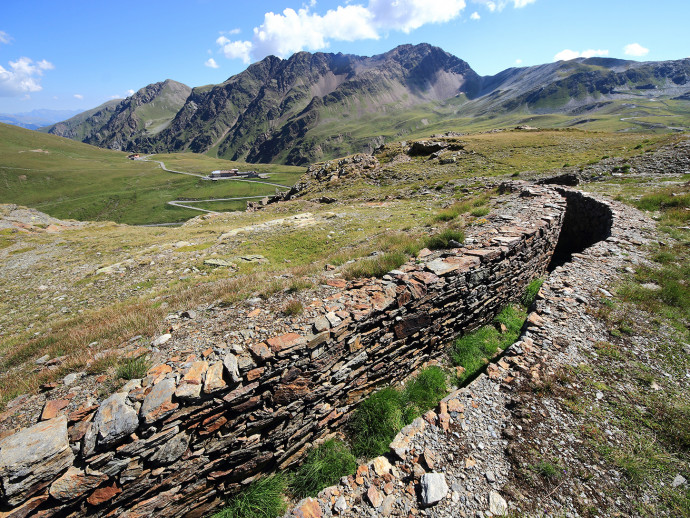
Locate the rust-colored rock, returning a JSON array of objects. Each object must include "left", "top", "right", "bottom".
[
  {"left": 292, "top": 497, "right": 322, "bottom": 518},
  {"left": 87, "top": 481, "right": 121, "bottom": 506},
  {"left": 267, "top": 333, "right": 306, "bottom": 354},
  {"left": 0, "top": 494, "right": 49, "bottom": 518},
  {"left": 147, "top": 364, "right": 173, "bottom": 377},
  {"left": 140, "top": 379, "right": 178, "bottom": 424},
  {"left": 249, "top": 342, "right": 273, "bottom": 362},
  {"left": 49, "top": 466, "right": 108, "bottom": 502},
  {"left": 367, "top": 486, "right": 383, "bottom": 508},
  {"left": 274, "top": 377, "right": 311, "bottom": 405},
  {"left": 41, "top": 399, "right": 70, "bottom": 421},
  {"left": 246, "top": 367, "right": 265, "bottom": 381},
  {"left": 203, "top": 361, "right": 227, "bottom": 393}
]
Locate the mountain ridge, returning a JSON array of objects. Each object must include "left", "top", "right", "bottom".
[{"left": 42, "top": 44, "right": 690, "bottom": 164}]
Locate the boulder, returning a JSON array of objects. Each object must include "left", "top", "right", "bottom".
[
  {"left": 140, "top": 378, "right": 178, "bottom": 424},
  {"left": 94, "top": 392, "right": 139, "bottom": 446},
  {"left": 420, "top": 472, "right": 448, "bottom": 506},
  {"left": 0, "top": 415, "right": 74, "bottom": 506},
  {"left": 489, "top": 491, "right": 508, "bottom": 515}
]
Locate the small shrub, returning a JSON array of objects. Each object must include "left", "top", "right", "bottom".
[
  {"left": 291, "top": 439, "right": 357, "bottom": 498},
  {"left": 532, "top": 460, "right": 563, "bottom": 480},
  {"left": 116, "top": 355, "right": 151, "bottom": 380},
  {"left": 213, "top": 475, "right": 287, "bottom": 518},
  {"left": 282, "top": 300, "right": 303, "bottom": 316}
]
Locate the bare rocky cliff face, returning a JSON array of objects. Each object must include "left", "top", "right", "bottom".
[{"left": 44, "top": 80, "right": 192, "bottom": 151}]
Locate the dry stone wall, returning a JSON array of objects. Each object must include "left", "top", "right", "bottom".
[{"left": 0, "top": 182, "right": 615, "bottom": 518}]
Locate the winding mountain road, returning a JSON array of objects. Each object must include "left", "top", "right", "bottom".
[{"left": 137, "top": 155, "right": 290, "bottom": 213}]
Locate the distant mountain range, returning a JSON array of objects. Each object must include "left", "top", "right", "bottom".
[
  {"left": 0, "top": 109, "right": 82, "bottom": 130},
  {"left": 40, "top": 44, "right": 690, "bottom": 165}
]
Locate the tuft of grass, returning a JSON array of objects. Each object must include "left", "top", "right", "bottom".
[
  {"left": 290, "top": 439, "right": 357, "bottom": 498},
  {"left": 425, "top": 229, "right": 465, "bottom": 250},
  {"left": 451, "top": 304, "right": 526, "bottom": 383},
  {"left": 86, "top": 353, "right": 119, "bottom": 375},
  {"left": 116, "top": 355, "right": 152, "bottom": 380},
  {"left": 174, "top": 242, "right": 214, "bottom": 253},
  {"left": 343, "top": 251, "right": 409, "bottom": 279},
  {"left": 286, "top": 279, "right": 314, "bottom": 294},
  {"left": 470, "top": 205, "right": 490, "bottom": 217},
  {"left": 282, "top": 299, "right": 304, "bottom": 316},
  {"left": 435, "top": 193, "right": 492, "bottom": 222},
  {"left": 451, "top": 327, "right": 495, "bottom": 383},
  {"left": 212, "top": 475, "right": 287, "bottom": 518},
  {"left": 259, "top": 279, "right": 285, "bottom": 300},
  {"left": 401, "top": 366, "right": 448, "bottom": 423},
  {"left": 521, "top": 277, "right": 544, "bottom": 308},
  {"left": 532, "top": 460, "right": 563, "bottom": 481},
  {"left": 350, "top": 367, "right": 448, "bottom": 458},
  {"left": 350, "top": 387, "right": 404, "bottom": 458}
]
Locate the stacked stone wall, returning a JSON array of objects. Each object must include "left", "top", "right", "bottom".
[{"left": 0, "top": 183, "right": 612, "bottom": 518}]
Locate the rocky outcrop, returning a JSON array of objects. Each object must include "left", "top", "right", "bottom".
[
  {"left": 43, "top": 80, "right": 191, "bottom": 151},
  {"left": 0, "top": 183, "right": 619, "bottom": 517},
  {"left": 0, "top": 416, "right": 74, "bottom": 506}
]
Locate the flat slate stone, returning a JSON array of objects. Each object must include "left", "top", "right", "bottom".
[
  {"left": 94, "top": 392, "right": 139, "bottom": 447},
  {"left": 204, "top": 361, "right": 227, "bottom": 393},
  {"left": 0, "top": 414, "right": 74, "bottom": 506},
  {"left": 49, "top": 466, "right": 108, "bottom": 502},
  {"left": 140, "top": 378, "right": 178, "bottom": 424},
  {"left": 223, "top": 352, "right": 241, "bottom": 383},
  {"left": 149, "top": 431, "right": 190, "bottom": 466}
]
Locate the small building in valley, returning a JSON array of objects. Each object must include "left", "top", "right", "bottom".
[{"left": 209, "top": 169, "right": 263, "bottom": 179}]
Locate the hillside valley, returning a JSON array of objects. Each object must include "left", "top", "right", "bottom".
[
  {"left": 0, "top": 126, "right": 688, "bottom": 517},
  {"left": 41, "top": 44, "right": 690, "bottom": 165}
]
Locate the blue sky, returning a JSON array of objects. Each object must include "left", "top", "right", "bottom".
[{"left": 1, "top": 0, "right": 689, "bottom": 113}]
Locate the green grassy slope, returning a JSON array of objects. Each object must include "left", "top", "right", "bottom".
[{"left": 0, "top": 124, "right": 304, "bottom": 225}]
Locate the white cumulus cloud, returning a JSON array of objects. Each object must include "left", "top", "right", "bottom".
[
  {"left": 73, "top": 93, "right": 83, "bottom": 99},
  {"left": 110, "top": 88, "right": 136, "bottom": 100},
  {"left": 205, "top": 58, "right": 220, "bottom": 69},
  {"left": 217, "top": 37, "right": 254, "bottom": 63},
  {"left": 470, "top": 11, "right": 481, "bottom": 19},
  {"left": 471, "top": 0, "right": 535, "bottom": 11},
  {"left": 624, "top": 43, "right": 649, "bottom": 57},
  {"left": 0, "top": 57, "right": 54, "bottom": 97},
  {"left": 554, "top": 48, "right": 609, "bottom": 61},
  {"left": 0, "top": 31, "right": 11, "bottom": 44},
  {"left": 217, "top": 0, "right": 469, "bottom": 63}
]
